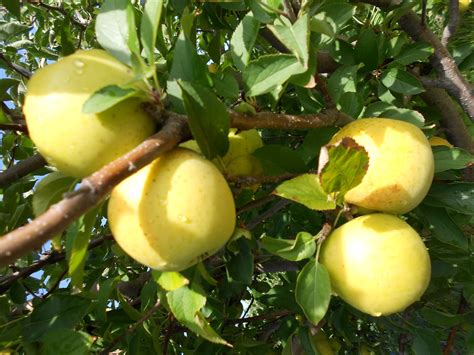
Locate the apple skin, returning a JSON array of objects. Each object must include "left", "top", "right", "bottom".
[
  {"left": 108, "top": 148, "right": 236, "bottom": 271},
  {"left": 320, "top": 214, "right": 431, "bottom": 317},
  {"left": 329, "top": 118, "right": 434, "bottom": 214},
  {"left": 181, "top": 128, "right": 263, "bottom": 176},
  {"left": 23, "top": 49, "right": 156, "bottom": 178},
  {"left": 429, "top": 136, "right": 453, "bottom": 148}
]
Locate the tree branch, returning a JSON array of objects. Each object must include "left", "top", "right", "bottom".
[
  {"left": 443, "top": 295, "right": 468, "bottom": 355},
  {"left": 420, "top": 87, "right": 474, "bottom": 154},
  {"left": 244, "top": 199, "right": 291, "bottom": 230},
  {"left": 0, "top": 116, "right": 190, "bottom": 267},
  {"left": 441, "top": 0, "right": 460, "bottom": 47},
  {"left": 0, "top": 53, "right": 32, "bottom": 79},
  {"left": 0, "top": 108, "right": 349, "bottom": 267},
  {"left": 399, "top": 11, "right": 474, "bottom": 120},
  {"left": 0, "top": 154, "right": 47, "bottom": 188},
  {"left": 0, "top": 123, "right": 28, "bottom": 134},
  {"left": 0, "top": 234, "right": 112, "bottom": 293},
  {"left": 227, "top": 172, "right": 298, "bottom": 187},
  {"left": 230, "top": 109, "right": 352, "bottom": 130},
  {"left": 360, "top": 1, "right": 474, "bottom": 120}
]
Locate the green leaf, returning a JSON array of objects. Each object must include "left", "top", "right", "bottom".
[
  {"left": 424, "top": 183, "right": 474, "bottom": 214},
  {"left": 23, "top": 295, "right": 91, "bottom": 342},
  {"left": 412, "top": 330, "right": 443, "bottom": 355},
  {"left": 249, "top": 0, "right": 275, "bottom": 23},
  {"left": 0, "top": 78, "right": 19, "bottom": 101},
  {"left": 95, "top": 0, "right": 138, "bottom": 66},
  {"left": 211, "top": 70, "right": 240, "bottom": 100},
  {"left": 0, "top": 21, "right": 28, "bottom": 41},
  {"left": 274, "top": 174, "right": 336, "bottom": 211},
  {"left": 32, "top": 172, "right": 76, "bottom": 216},
  {"left": 295, "top": 260, "right": 331, "bottom": 325},
  {"left": 179, "top": 81, "right": 230, "bottom": 160},
  {"left": 152, "top": 270, "right": 189, "bottom": 291},
  {"left": 269, "top": 14, "right": 310, "bottom": 66},
  {"left": 261, "top": 232, "right": 316, "bottom": 261},
  {"left": 432, "top": 146, "right": 474, "bottom": 173},
  {"left": 1, "top": 0, "right": 21, "bottom": 19},
  {"left": 60, "top": 18, "right": 75, "bottom": 57},
  {"left": 380, "top": 68, "right": 425, "bottom": 95},
  {"left": 140, "top": 0, "right": 164, "bottom": 64},
  {"left": 253, "top": 144, "right": 306, "bottom": 174},
  {"left": 339, "top": 92, "right": 363, "bottom": 118},
  {"left": 362, "top": 101, "right": 393, "bottom": 117},
  {"left": 167, "top": 286, "right": 231, "bottom": 346},
  {"left": 327, "top": 65, "right": 358, "bottom": 102},
  {"left": 312, "top": 2, "right": 355, "bottom": 36},
  {"left": 68, "top": 209, "right": 98, "bottom": 288},
  {"left": 420, "top": 308, "right": 464, "bottom": 327},
  {"left": 318, "top": 138, "right": 369, "bottom": 199},
  {"left": 380, "top": 107, "right": 425, "bottom": 127},
  {"left": 354, "top": 28, "right": 379, "bottom": 71},
  {"left": 395, "top": 42, "right": 433, "bottom": 65},
  {"left": 226, "top": 238, "right": 254, "bottom": 285},
  {"left": 117, "top": 290, "right": 142, "bottom": 321},
  {"left": 41, "top": 329, "right": 92, "bottom": 355},
  {"left": 82, "top": 85, "right": 141, "bottom": 114},
  {"left": 244, "top": 54, "right": 306, "bottom": 96},
  {"left": 167, "top": 32, "right": 209, "bottom": 112},
  {"left": 417, "top": 205, "right": 468, "bottom": 250},
  {"left": 230, "top": 13, "right": 260, "bottom": 71}
]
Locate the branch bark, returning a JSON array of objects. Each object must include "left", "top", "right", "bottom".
[
  {"left": 0, "top": 154, "right": 47, "bottom": 188},
  {"left": 420, "top": 87, "right": 474, "bottom": 153},
  {"left": 0, "top": 108, "right": 348, "bottom": 267},
  {"left": 230, "top": 109, "right": 352, "bottom": 130},
  {"left": 0, "top": 123, "right": 28, "bottom": 134},
  {"left": 359, "top": 1, "right": 474, "bottom": 120},
  {"left": 441, "top": 0, "right": 460, "bottom": 47},
  {"left": 0, "top": 116, "right": 190, "bottom": 267}
]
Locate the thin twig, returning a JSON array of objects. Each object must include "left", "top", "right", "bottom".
[
  {"left": 0, "top": 123, "right": 28, "bottom": 134},
  {"left": 0, "top": 154, "right": 47, "bottom": 188},
  {"left": 0, "top": 53, "right": 32, "bottom": 79},
  {"left": 443, "top": 295, "right": 468, "bottom": 355},
  {"left": 0, "top": 234, "right": 113, "bottom": 293},
  {"left": 237, "top": 194, "right": 276, "bottom": 214},
  {"left": 441, "top": 0, "right": 460, "bottom": 46},
  {"left": 42, "top": 268, "right": 68, "bottom": 299},
  {"left": 36, "top": 1, "right": 88, "bottom": 30},
  {"left": 227, "top": 172, "right": 298, "bottom": 187},
  {"left": 244, "top": 199, "right": 291, "bottom": 230},
  {"left": 163, "top": 314, "right": 175, "bottom": 355},
  {"left": 100, "top": 300, "right": 161, "bottom": 355},
  {"left": 226, "top": 310, "right": 293, "bottom": 325},
  {"left": 315, "top": 75, "right": 336, "bottom": 109}
]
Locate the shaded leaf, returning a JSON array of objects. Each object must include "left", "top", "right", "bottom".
[
  {"left": 381, "top": 107, "right": 425, "bottom": 127},
  {"left": 395, "top": 42, "right": 433, "bottom": 65},
  {"left": 23, "top": 295, "right": 91, "bottom": 342},
  {"left": 179, "top": 81, "right": 230, "bottom": 159},
  {"left": 32, "top": 172, "right": 76, "bottom": 216},
  {"left": 41, "top": 329, "right": 92, "bottom": 355},
  {"left": 417, "top": 205, "right": 468, "bottom": 250},
  {"left": 423, "top": 183, "right": 474, "bottom": 214},
  {"left": 354, "top": 28, "right": 379, "bottom": 71},
  {"left": 432, "top": 146, "right": 474, "bottom": 173}
]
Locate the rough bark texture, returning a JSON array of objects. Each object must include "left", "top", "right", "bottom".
[{"left": 0, "top": 154, "right": 47, "bottom": 188}]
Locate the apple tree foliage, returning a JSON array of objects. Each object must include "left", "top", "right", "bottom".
[{"left": 0, "top": 0, "right": 474, "bottom": 354}]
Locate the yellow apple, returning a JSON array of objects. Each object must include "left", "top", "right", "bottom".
[
  {"left": 329, "top": 118, "right": 434, "bottom": 214},
  {"left": 180, "top": 128, "right": 264, "bottom": 176},
  {"left": 107, "top": 148, "right": 236, "bottom": 271},
  {"left": 320, "top": 214, "right": 431, "bottom": 316},
  {"left": 460, "top": 0, "right": 471, "bottom": 12},
  {"left": 23, "top": 49, "right": 156, "bottom": 178},
  {"left": 429, "top": 136, "right": 453, "bottom": 148},
  {"left": 311, "top": 331, "right": 335, "bottom": 355}
]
